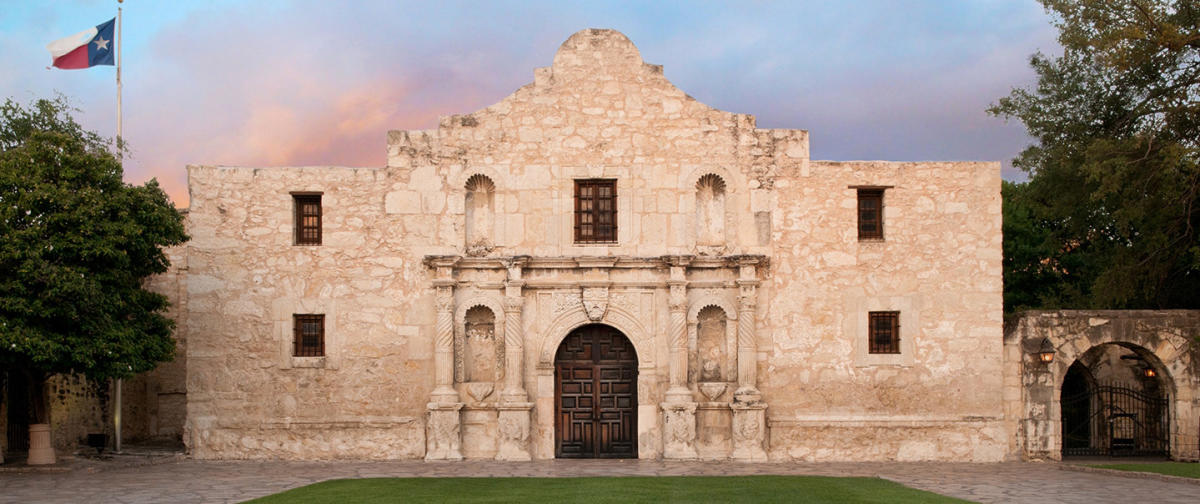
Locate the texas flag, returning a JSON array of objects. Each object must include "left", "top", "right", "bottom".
[{"left": 46, "top": 18, "right": 115, "bottom": 69}]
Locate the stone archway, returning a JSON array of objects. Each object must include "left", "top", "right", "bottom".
[
  {"left": 553, "top": 324, "right": 638, "bottom": 458},
  {"left": 1059, "top": 343, "right": 1170, "bottom": 457},
  {"left": 1006, "top": 310, "right": 1200, "bottom": 461}
]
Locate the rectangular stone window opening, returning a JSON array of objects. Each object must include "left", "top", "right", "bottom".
[
  {"left": 857, "top": 188, "right": 884, "bottom": 240},
  {"left": 293, "top": 193, "right": 322, "bottom": 245},
  {"left": 868, "top": 311, "right": 900, "bottom": 354},
  {"left": 293, "top": 314, "right": 325, "bottom": 357},
  {"left": 574, "top": 179, "right": 617, "bottom": 243}
]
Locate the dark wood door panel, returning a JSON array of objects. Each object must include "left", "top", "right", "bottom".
[{"left": 555, "top": 324, "right": 637, "bottom": 458}]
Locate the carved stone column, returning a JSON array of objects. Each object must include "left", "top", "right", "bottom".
[
  {"left": 496, "top": 258, "right": 533, "bottom": 461},
  {"left": 666, "top": 258, "right": 691, "bottom": 401},
  {"left": 426, "top": 256, "right": 463, "bottom": 460},
  {"left": 734, "top": 258, "right": 761, "bottom": 402},
  {"left": 731, "top": 257, "right": 766, "bottom": 461},
  {"left": 662, "top": 256, "right": 697, "bottom": 459}
]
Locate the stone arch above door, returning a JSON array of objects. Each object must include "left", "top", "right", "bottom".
[{"left": 537, "top": 300, "right": 652, "bottom": 369}]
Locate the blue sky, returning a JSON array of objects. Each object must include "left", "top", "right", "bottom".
[{"left": 1, "top": 0, "right": 1059, "bottom": 206}]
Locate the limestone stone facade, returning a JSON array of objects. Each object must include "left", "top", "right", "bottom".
[{"left": 173, "top": 28, "right": 1006, "bottom": 461}]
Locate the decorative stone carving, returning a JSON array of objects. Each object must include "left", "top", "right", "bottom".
[
  {"left": 552, "top": 291, "right": 580, "bottom": 316},
  {"left": 581, "top": 286, "right": 609, "bottom": 321},
  {"left": 501, "top": 296, "right": 526, "bottom": 402},
  {"left": 465, "top": 242, "right": 494, "bottom": 257},
  {"left": 699, "top": 382, "right": 726, "bottom": 402},
  {"left": 662, "top": 402, "right": 698, "bottom": 460},
  {"left": 432, "top": 283, "right": 459, "bottom": 403},
  {"left": 466, "top": 382, "right": 494, "bottom": 402},
  {"left": 495, "top": 403, "right": 533, "bottom": 461},
  {"left": 426, "top": 403, "right": 464, "bottom": 460},
  {"left": 730, "top": 401, "right": 767, "bottom": 461},
  {"left": 609, "top": 291, "right": 636, "bottom": 313}
]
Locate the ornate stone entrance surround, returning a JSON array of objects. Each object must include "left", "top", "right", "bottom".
[{"left": 422, "top": 254, "right": 768, "bottom": 460}]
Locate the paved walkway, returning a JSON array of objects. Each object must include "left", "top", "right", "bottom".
[{"left": 1, "top": 456, "right": 1197, "bottom": 503}]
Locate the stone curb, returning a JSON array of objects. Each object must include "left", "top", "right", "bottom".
[
  {"left": 1059, "top": 463, "right": 1200, "bottom": 486},
  {"left": 0, "top": 452, "right": 185, "bottom": 474}
]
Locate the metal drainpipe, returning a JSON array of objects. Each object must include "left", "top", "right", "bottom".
[{"left": 115, "top": 378, "right": 122, "bottom": 453}]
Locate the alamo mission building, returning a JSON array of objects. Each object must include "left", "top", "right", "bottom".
[
  {"left": 10, "top": 28, "right": 1198, "bottom": 464},
  {"left": 181, "top": 27, "right": 1006, "bottom": 462}
]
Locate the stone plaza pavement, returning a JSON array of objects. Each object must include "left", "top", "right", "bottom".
[{"left": 1, "top": 456, "right": 1198, "bottom": 504}]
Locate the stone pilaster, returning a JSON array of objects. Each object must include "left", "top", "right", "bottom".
[
  {"left": 496, "top": 402, "right": 534, "bottom": 461},
  {"left": 501, "top": 258, "right": 528, "bottom": 402},
  {"left": 730, "top": 258, "right": 766, "bottom": 461},
  {"left": 1022, "top": 357, "right": 1056, "bottom": 460},
  {"left": 426, "top": 257, "right": 462, "bottom": 460},
  {"left": 496, "top": 258, "right": 533, "bottom": 461},
  {"left": 730, "top": 402, "right": 767, "bottom": 461},
  {"left": 662, "top": 256, "right": 697, "bottom": 459},
  {"left": 734, "top": 258, "right": 761, "bottom": 402},
  {"left": 662, "top": 402, "right": 698, "bottom": 460},
  {"left": 425, "top": 403, "right": 464, "bottom": 461}
]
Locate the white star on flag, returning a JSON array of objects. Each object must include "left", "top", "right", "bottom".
[{"left": 93, "top": 36, "right": 109, "bottom": 51}]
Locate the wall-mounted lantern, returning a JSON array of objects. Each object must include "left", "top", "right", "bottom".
[
  {"left": 1143, "top": 367, "right": 1157, "bottom": 378},
  {"left": 1036, "top": 338, "right": 1055, "bottom": 364}
]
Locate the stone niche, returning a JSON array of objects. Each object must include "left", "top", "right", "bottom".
[
  {"left": 463, "top": 305, "right": 500, "bottom": 384},
  {"left": 695, "top": 174, "right": 727, "bottom": 251},
  {"left": 464, "top": 174, "right": 495, "bottom": 256}
]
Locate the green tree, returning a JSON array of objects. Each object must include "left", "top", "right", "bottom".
[
  {"left": 991, "top": 0, "right": 1200, "bottom": 310},
  {"left": 0, "top": 96, "right": 187, "bottom": 424}
]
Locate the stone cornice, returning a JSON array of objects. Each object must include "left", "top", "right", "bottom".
[{"left": 423, "top": 254, "right": 768, "bottom": 272}]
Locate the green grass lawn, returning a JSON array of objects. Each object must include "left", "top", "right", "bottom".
[
  {"left": 244, "top": 476, "right": 969, "bottom": 504},
  {"left": 1088, "top": 462, "right": 1200, "bottom": 479}
]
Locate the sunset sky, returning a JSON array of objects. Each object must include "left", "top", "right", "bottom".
[{"left": 1, "top": 1, "right": 1059, "bottom": 207}]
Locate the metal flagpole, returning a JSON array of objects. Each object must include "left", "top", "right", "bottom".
[{"left": 114, "top": 0, "right": 124, "bottom": 455}]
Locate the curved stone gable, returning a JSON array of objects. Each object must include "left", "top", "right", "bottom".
[{"left": 387, "top": 28, "right": 801, "bottom": 178}]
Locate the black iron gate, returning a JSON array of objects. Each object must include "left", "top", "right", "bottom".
[{"left": 1062, "top": 382, "right": 1169, "bottom": 457}]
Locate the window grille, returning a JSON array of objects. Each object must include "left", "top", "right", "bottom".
[
  {"left": 293, "top": 314, "right": 325, "bottom": 357},
  {"left": 294, "top": 194, "right": 322, "bottom": 245},
  {"left": 868, "top": 311, "right": 900, "bottom": 354},
  {"left": 574, "top": 179, "right": 617, "bottom": 243},
  {"left": 857, "top": 189, "right": 884, "bottom": 240}
]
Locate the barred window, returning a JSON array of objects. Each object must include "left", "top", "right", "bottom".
[
  {"left": 868, "top": 311, "right": 900, "bottom": 354},
  {"left": 574, "top": 179, "right": 617, "bottom": 243},
  {"left": 857, "top": 188, "right": 884, "bottom": 240},
  {"left": 294, "top": 193, "right": 322, "bottom": 245},
  {"left": 293, "top": 314, "right": 325, "bottom": 357}
]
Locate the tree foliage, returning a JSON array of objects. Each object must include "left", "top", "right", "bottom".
[
  {"left": 992, "top": 0, "right": 1200, "bottom": 311},
  {"left": 0, "top": 96, "right": 187, "bottom": 418}
]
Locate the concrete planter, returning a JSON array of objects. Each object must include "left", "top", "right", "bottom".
[{"left": 27, "top": 423, "right": 56, "bottom": 465}]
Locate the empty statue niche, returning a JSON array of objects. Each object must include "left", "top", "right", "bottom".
[
  {"left": 465, "top": 174, "right": 495, "bottom": 256},
  {"left": 697, "top": 305, "right": 731, "bottom": 383},
  {"left": 463, "top": 305, "right": 500, "bottom": 387},
  {"left": 695, "top": 174, "right": 727, "bottom": 248}
]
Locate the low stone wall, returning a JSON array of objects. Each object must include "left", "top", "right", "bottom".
[
  {"left": 187, "top": 417, "right": 424, "bottom": 460},
  {"left": 767, "top": 418, "right": 1007, "bottom": 462},
  {"left": 22, "top": 374, "right": 113, "bottom": 455}
]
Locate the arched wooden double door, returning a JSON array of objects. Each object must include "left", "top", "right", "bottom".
[{"left": 555, "top": 324, "right": 638, "bottom": 458}]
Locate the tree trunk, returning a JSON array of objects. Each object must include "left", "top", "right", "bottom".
[
  {"left": 0, "top": 371, "right": 6, "bottom": 464},
  {"left": 26, "top": 370, "right": 48, "bottom": 425}
]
